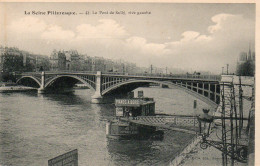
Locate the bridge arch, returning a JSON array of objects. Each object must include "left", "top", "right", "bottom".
[
  {"left": 44, "top": 75, "right": 95, "bottom": 90},
  {"left": 102, "top": 79, "right": 218, "bottom": 109},
  {"left": 16, "top": 76, "right": 41, "bottom": 87}
]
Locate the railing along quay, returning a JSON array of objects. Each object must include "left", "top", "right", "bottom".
[{"left": 134, "top": 115, "right": 199, "bottom": 126}]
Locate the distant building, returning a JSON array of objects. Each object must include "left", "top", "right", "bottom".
[
  {"left": 252, "top": 52, "right": 255, "bottom": 61},
  {"left": 237, "top": 48, "right": 255, "bottom": 65},
  {"left": 0, "top": 46, "right": 50, "bottom": 72},
  {"left": 0, "top": 46, "right": 24, "bottom": 72},
  {"left": 48, "top": 49, "right": 144, "bottom": 73},
  {"left": 236, "top": 46, "right": 255, "bottom": 76},
  {"left": 50, "top": 50, "right": 59, "bottom": 71},
  {"left": 21, "top": 52, "right": 37, "bottom": 72},
  {"left": 57, "top": 51, "right": 66, "bottom": 70},
  {"left": 91, "top": 57, "right": 106, "bottom": 72},
  {"left": 36, "top": 56, "right": 50, "bottom": 71},
  {"left": 238, "top": 52, "right": 247, "bottom": 62},
  {"left": 50, "top": 50, "right": 66, "bottom": 71},
  {"left": 64, "top": 51, "right": 71, "bottom": 70}
]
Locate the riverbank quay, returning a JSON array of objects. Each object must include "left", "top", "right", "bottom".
[
  {"left": 173, "top": 75, "right": 254, "bottom": 166},
  {"left": 177, "top": 124, "right": 249, "bottom": 166},
  {"left": 0, "top": 86, "right": 36, "bottom": 92},
  {"left": 168, "top": 134, "right": 200, "bottom": 166},
  {"left": 147, "top": 132, "right": 198, "bottom": 166},
  {"left": 0, "top": 82, "right": 37, "bottom": 92}
]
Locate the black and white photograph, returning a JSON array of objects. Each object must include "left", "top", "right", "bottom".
[{"left": 0, "top": 1, "right": 256, "bottom": 166}]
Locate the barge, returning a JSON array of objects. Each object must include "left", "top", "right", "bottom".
[{"left": 106, "top": 91, "right": 163, "bottom": 140}]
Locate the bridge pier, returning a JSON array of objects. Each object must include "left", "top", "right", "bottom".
[
  {"left": 38, "top": 88, "right": 45, "bottom": 93},
  {"left": 38, "top": 71, "right": 45, "bottom": 94},
  {"left": 91, "top": 95, "right": 104, "bottom": 104},
  {"left": 91, "top": 71, "right": 104, "bottom": 104}
]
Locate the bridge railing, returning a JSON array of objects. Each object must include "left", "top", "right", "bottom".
[
  {"left": 20, "top": 70, "right": 97, "bottom": 75},
  {"left": 19, "top": 71, "right": 221, "bottom": 81},
  {"left": 102, "top": 72, "right": 221, "bottom": 81}
]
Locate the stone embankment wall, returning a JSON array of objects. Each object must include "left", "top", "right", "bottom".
[
  {"left": 215, "top": 75, "right": 254, "bottom": 125},
  {"left": 169, "top": 135, "right": 200, "bottom": 166},
  {"left": 220, "top": 75, "right": 253, "bottom": 101}
]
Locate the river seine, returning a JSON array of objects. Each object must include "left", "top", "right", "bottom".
[{"left": 0, "top": 87, "right": 209, "bottom": 166}]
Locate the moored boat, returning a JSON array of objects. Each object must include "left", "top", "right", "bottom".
[{"left": 106, "top": 91, "right": 163, "bottom": 140}]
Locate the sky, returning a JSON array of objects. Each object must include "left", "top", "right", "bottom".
[{"left": 0, "top": 3, "right": 255, "bottom": 74}]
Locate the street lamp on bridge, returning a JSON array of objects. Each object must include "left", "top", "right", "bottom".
[{"left": 226, "top": 64, "right": 229, "bottom": 75}]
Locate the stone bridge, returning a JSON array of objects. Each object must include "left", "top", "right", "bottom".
[{"left": 16, "top": 71, "right": 221, "bottom": 107}]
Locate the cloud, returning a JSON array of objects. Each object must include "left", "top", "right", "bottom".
[
  {"left": 4, "top": 13, "right": 255, "bottom": 73},
  {"left": 163, "top": 13, "right": 254, "bottom": 72},
  {"left": 9, "top": 16, "right": 47, "bottom": 33},
  {"left": 181, "top": 31, "right": 200, "bottom": 42},
  {"left": 196, "top": 35, "right": 212, "bottom": 42},
  {"left": 126, "top": 36, "right": 169, "bottom": 55},
  {"left": 8, "top": 16, "right": 75, "bottom": 41},
  {"left": 166, "top": 31, "right": 212, "bottom": 48},
  {"left": 208, "top": 14, "right": 235, "bottom": 33},
  {"left": 76, "top": 19, "right": 129, "bottom": 39},
  {"left": 41, "top": 25, "right": 75, "bottom": 40}
]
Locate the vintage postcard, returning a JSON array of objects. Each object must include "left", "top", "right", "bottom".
[{"left": 0, "top": 1, "right": 256, "bottom": 166}]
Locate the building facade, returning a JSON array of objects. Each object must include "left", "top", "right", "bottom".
[
  {"left": 0, "top": 46, "right": 24, "bottom": 72},
  {"left": 50, "top": 50, "right": 66, "bottom": 71}
]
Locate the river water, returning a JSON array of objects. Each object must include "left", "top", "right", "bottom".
[{"left": 0, "top": 87, "right": 209, "bottom": 166}]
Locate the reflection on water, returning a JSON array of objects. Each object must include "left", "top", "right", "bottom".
[{"left": 0, "top": 87, "right": 209, "bottom": 166}]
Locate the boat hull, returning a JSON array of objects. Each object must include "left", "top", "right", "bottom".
[{"left": 106, "top": 120, "right": 164, "bottom": 140}]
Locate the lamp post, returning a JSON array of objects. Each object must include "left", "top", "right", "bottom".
[
  {"left": 198, "top": 108, "right": 248, "bottom": 164},
  {"left": 197, "top": 108, "right": 213, "bottom": 138},
  {"left": 226, "top": 64, "right": 229, "bottom": 75}
]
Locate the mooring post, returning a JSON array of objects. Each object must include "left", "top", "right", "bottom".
[
  {"left": 38, "top": 71, "right": 45, "bottom": 93},
  {"left": 91, "top": 71, "right": 103, "bottom": 103}
]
